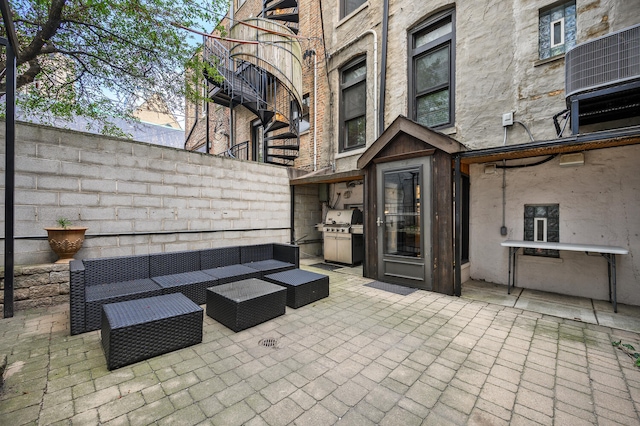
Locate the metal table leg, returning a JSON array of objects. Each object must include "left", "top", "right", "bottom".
[
  {"left": 601, "top": 253, "right": 617, "bottom": 313},
  {"left": 507, "top": 247, "right": 518, "bottom": 294},
  {"left": 507, "top": 248, "right": 512, "bottom": 295}
]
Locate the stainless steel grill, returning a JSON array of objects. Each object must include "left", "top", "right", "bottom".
[{"left": 320, "top": 209, "right": 364, "bottom": 265}]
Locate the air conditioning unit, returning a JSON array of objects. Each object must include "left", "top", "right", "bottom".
[{"left": 565, "top": 24, "right": 640, "bottom": 98}]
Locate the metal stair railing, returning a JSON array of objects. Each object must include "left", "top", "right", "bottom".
[
  {"left": 204, "top": 39, "right": 269, "bottom": 110},
  {"left": 216, "top": 141, "right": 249, "bottom": 160},
  {"left": 202, "top": 17, "right": 302, "bottom": 166}
]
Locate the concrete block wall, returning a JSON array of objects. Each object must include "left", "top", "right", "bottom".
[{"left": 0, "top": 122, "right": 292, "bottom": 266}]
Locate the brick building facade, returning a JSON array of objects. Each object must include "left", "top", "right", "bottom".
[{"left": 185, "top": 0, "right": 327, "bottom": 171}]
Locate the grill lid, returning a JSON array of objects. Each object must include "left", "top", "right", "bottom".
[{"left": 324, "top": 209, "right": 363, "bottom": 225}]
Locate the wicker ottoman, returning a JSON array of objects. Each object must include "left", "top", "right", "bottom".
[
  {"left": 206, "top": 278, "right": 286, "bottom": 332},
  {"left": 101, "top": 293, "right": 203, "bottom": 370},
  {"left": 263, "top": 269, "right": 329, "bottom": 308}
]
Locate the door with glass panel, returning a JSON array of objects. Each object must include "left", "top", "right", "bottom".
[{"left": 376, "top": 159, "right": 431, "bottom": 290}]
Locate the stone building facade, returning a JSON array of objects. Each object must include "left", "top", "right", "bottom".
[
  {"left": 319, "top": 0, "right": 639, "bottom": 166},
  {"left": 308, "top": 0, "right": 640, "bottom": 304}
]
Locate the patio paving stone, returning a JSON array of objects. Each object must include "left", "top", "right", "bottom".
[
  {"left": 2, "top": 261, "right": 640, "bottom": 424},
  {"left": 292, "top": 402, "right": 338, "bottom": 425},
  {"left": 261, "top": 397, "right": 304, "bottom": 426}
]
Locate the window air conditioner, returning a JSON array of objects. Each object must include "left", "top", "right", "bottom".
[{"left": 565, "top": 24, "right": 640, "bottom": 98}]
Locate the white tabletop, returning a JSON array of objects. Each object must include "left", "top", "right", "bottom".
[{"left": 501, "top": 240, "right": 629, "bottom": 255}]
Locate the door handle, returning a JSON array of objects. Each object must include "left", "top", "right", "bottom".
[{"left": 377, "top": 217, "right": 383, "bottom": 227}]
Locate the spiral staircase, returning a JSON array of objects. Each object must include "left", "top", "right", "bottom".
[
  {"left": 202, "top": 4, "right": 302, "bottom": 166},
  {"left": 262, "top": 0, "right": 299, "bottom": 34}
]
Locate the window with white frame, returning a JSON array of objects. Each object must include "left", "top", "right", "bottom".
[
  {"left": 524, "top": 204, "right": 559, "bottom": 257},
  {"left": 539, "top": 1, "right": 576, "bottom": 60},
  {"left": 339, "top": 58, "right": 366, "bottom": 152},
  {"left": 409, "top": 9, "right": 455, "bottom": 129},
  {"left": 534, "top": 217, "right": 547, "bottom": 242}
]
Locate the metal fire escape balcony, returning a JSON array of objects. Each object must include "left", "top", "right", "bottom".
[{"left": 203, "top": 16, "right": 303, "bottom": 166}]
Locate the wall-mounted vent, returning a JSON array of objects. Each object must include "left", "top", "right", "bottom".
[{"left": 566, "top": 24, "right": 640, "bottom": 98}]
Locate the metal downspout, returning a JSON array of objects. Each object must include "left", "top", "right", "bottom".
[
  {"left": 290, "top": 185, "right": 296, "bottom": 244},
  {"left": 378, "top": 0, "right": 389, "bottom": 137},
  {"left": 205, "top": 101, "right": 210, "bottom": 153},
  {"left": 230, "top": 108, "right": 234, "bottom": 152},
  {"left": 205, "top": 64, "right": 210, "bottom": 153},
  {"left": 313, "top": 51, "right": 318, "bottom": 171}
]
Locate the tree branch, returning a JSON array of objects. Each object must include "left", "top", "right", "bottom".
[
  {"left": 19, "top": 0, "right": 67, "bottom": 65},
  {"left": 16, "top": 59, "right": 42, "bottom": 87},
  {"left": 60, "top": 19, "right": 160, "bottom": 55},
  {"left": 58, "top": 49, "right": 147, "bottom": 77},
  {"left": 0, "top": 59, "right": 41, "bottom": 93}
]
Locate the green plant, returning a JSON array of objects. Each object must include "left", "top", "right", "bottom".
[
  {"left": 4, "top": 0, "right": 228, "bottom": 137},
  {"left": 612, "top": 340, "right": 640, "bottom": 367},
  {"left": 56, "top": 218, "right": 72, "bottom": 229}
]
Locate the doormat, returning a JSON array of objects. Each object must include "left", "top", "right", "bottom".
[
  {"left": 364, "top": 281, "right": 417, "bottom": 296},
  {"left": 310, "top": 263, "right": 342, "bottom": 271}
]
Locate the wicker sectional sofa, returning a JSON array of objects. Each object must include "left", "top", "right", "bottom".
[{"left": 69, "top": 243, "right": 299, "bottom": 335}]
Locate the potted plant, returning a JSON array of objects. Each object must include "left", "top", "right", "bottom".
[{"left": 44, "top": 218, "right": 88, "bottom": 263}]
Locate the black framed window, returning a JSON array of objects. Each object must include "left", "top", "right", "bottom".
[
  {"left": 341, "top": 0, "right": 366, "bottom": 19},
  {"left": 340, "top": 58, "right": 366, "bottom": 152},
  {"left": 524, "top": 204, "right": 559, "bottom": 258},
  {"left": 409, "top": 10, "right": 455, "bottom": 128}
]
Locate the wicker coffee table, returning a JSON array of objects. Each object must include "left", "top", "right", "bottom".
[
  {"left": 263, "top": 269, "right": 329, "bottom": 308},
  {"left": 101, "top": 293, "right": 203, "bottom": 370},
  {"left": 206, "top": 278, "right": 286, "bottom": 332}
]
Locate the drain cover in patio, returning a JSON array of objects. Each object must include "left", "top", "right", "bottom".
[{"left": 364, "top": 281, "right": 417, "bottom": 296}]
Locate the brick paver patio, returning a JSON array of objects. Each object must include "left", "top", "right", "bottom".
[{"left": 1, "top": 265, "right": 639, "bottom": 425}]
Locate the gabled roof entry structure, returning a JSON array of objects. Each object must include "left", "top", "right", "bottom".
[
  {"left": 357, "top": 115, "right": 466, "bottom": 169},
  {"left": 356, "top": 115, "right": 468, "bottom": 296}
]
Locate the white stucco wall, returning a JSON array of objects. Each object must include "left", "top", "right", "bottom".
[{"left": 469, "top": 144, "right": 640, "bottom": 306}]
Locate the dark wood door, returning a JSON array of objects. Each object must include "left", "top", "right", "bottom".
[{"left": 376, "top": 158, "right": 431, "bottom": 290}]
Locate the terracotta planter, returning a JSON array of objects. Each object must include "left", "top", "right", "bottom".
[{"left": 44, "top": 227, "right": 88, "bottom": 263}]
